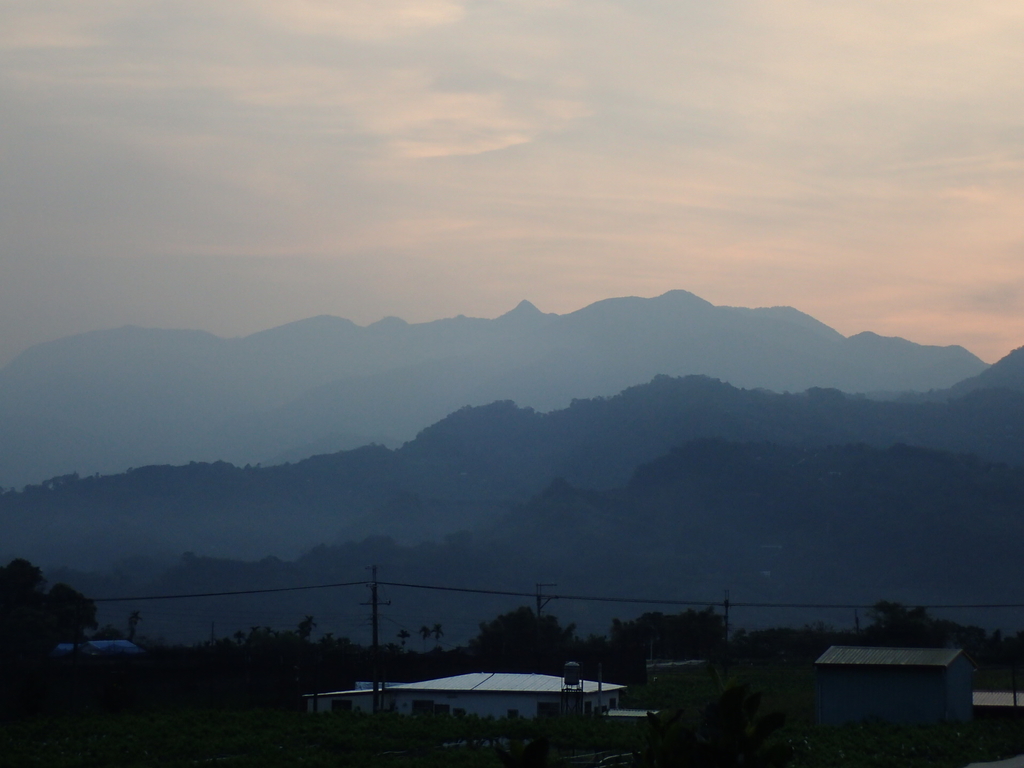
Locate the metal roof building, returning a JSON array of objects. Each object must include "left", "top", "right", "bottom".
[
  {"left": 50, "top": 640, "right": 145, "bottom": 657},
  {"left": 304, "top": 672, "right": 626, "bottom": 718},
  {"left": 815, "top": 646, "right": 975, "bottom": 725},
  {"left": 972, "top": 690, "right": 1024, "bottom": 718}
]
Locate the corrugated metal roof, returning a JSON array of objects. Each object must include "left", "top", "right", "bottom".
[
  {"left": 974, "top": 691, "right": 1024, "bottom": 707},
  {"left": 815, "top": 646, "right": 965, "bottom": 667},
  {"left": 605, "top": 709, "right": 657, "bottom": 719},
  {"left": 394, "top": 672, "right": 624, "bottom": 694},
  {"left": 50, "top": 640, "right": 145, "bottom": 657},
  {"left": 305, "top": 689, "right": 373, "bottom": 698},
  {"left": 304, "top": 672, "right": 624, "bottom": 698}
]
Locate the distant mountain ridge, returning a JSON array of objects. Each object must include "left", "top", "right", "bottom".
[{"left": 0, "top": 290, "right": 987, "bottom": 487}]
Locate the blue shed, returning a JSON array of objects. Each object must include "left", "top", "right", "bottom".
[{"left": 815, "top": 646, "right": 974, "bottom": 724}]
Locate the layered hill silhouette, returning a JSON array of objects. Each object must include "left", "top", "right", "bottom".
[
  {"left": 46, "top": 438, "right": 1024, "bottom": 646},
  {"left": 947, "top": 345, "right": 1024, "bottom": 395},
  {"left": 0, "top": 291, "right": 986, "bottom": 487},
  {"left": 7, "top": 373, "right": 1024, "bottom": 573}
]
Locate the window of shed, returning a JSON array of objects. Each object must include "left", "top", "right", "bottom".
[{"left": 331, "top": 699, "right": 352, "bottom": 712}]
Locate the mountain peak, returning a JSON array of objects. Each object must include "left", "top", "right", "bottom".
[
  {"left": 502, "top": 299, "right": 541, "bottom": 317},
  {"left": 653, "top": 289, "right": 715, "bottom": 308},
  {"left": 493, "top": 299, "right": 553, "bottom": 328}
]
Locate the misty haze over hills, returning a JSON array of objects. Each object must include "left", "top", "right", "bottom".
[
  {"left": 2, "top": 307, "right": 1024, "bottom": 643},
  {"left": 18, "top": 380, "right": 1024, "bottom": 645},
  {"left": 7, "top": 368, "right": 1024, "bottom": 571},
  {"left": 0, "top": 290, "right": 985, "bottom": 488}
]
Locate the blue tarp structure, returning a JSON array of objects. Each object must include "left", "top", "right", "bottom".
[{"left": 50, "top": 640, "right": 145, "bottom": 657}]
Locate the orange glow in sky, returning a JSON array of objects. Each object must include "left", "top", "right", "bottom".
[{"left": 2, "top": 1, "right": 1023, "bottom": 364}]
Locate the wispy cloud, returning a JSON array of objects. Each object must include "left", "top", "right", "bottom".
[
  {"left": 1, "top": 0, "right": 1023, "bottom": 363},
  {"left": 250, "top": 0, "right": 467, "bottom": 40}
]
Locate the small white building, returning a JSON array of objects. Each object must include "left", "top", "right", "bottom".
[{"left": 305, "top": 672, "right": 626, "bottom": 718}]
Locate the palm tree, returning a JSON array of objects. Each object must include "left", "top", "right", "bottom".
[
  {"left": 419, "top": 625, "right": 431, "bottom": 652},
  {"left": 432, "top": 623, "right": 444, "bottom": 649},
  {"left": 298, "top": 615, "right": 316, "bottom": 641},
  {"left": 397, "top": 629, "right": 411, "bottom": 648}
]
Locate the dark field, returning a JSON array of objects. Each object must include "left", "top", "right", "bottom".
[{"left": 4, "top": 665, "right": 1024, "bottom": 767}]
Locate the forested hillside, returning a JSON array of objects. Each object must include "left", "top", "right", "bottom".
[
  {"left": 44, "top": 438, "right": 1024, "bottom": 646},
  {"left": 6, "top": 374, "right": 1024, "bottom": 572}
]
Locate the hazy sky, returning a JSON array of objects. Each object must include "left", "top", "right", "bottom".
[{"left": 2, "top": 1, "right": 1023, "bottom": 365}]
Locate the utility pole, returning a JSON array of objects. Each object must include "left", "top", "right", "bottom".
[
  {"left": 70, "top": 600, "right": 83, "bottom": 712},
  {"left": 722, "top": 590, "right": 731, "bottom": 679},
  {"left": 536, "top": 583, "right": 556, "bottom": 618},
  {"left": 535, "top": 583, "right": 556, "bottom": 674},
  {"left": 363, "top": 566, "right": 390, "bottom": 713}
]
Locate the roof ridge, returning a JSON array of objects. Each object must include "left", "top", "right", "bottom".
[
  {"left": 816, "top": 645, "right": 966, "bottom": 667},
  {"left": 469, "top": 672, "right": 496, "bottom": 691}
]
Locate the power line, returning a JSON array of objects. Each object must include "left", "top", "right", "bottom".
[
  {"left": 378, "top": 579, "right": 720, "bottom": 607},
  {"left": 92, "top": 580, "right": 367, "bottom": 603},
  {"left": 913, "top": 603, "right": 1024, "bottom": 610},
  {"left": 378, "top": 581, "right": 541, "bottom": 600},
  {"left": 731, "top": 602, "right": 1024, "bottom": 610},
  {"left": 88, "top": 578, "right": 1024, "bottom": 612},
  {"left": 733, "top": 602, "right": 875, "bottom": 609},
  {"left": 377, "top": 580, "right": 836, "bottom": 609}
]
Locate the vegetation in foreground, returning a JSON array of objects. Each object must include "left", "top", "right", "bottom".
[
  {"left": 633, "top": 672, "right": 792, "bottom": 768},
  {"left": 4, "top": 707, "right": 1024, "bottom": 768},
  {"left": 0, "top": 709, "right": 632, "bottom": 768},
  {"left": 6, "top": 662, "right": 1024, "bottom": 768}
]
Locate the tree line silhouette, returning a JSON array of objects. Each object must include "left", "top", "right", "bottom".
[{"left": 7, "top": 555, "right": 1024, "bottom": 719}]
